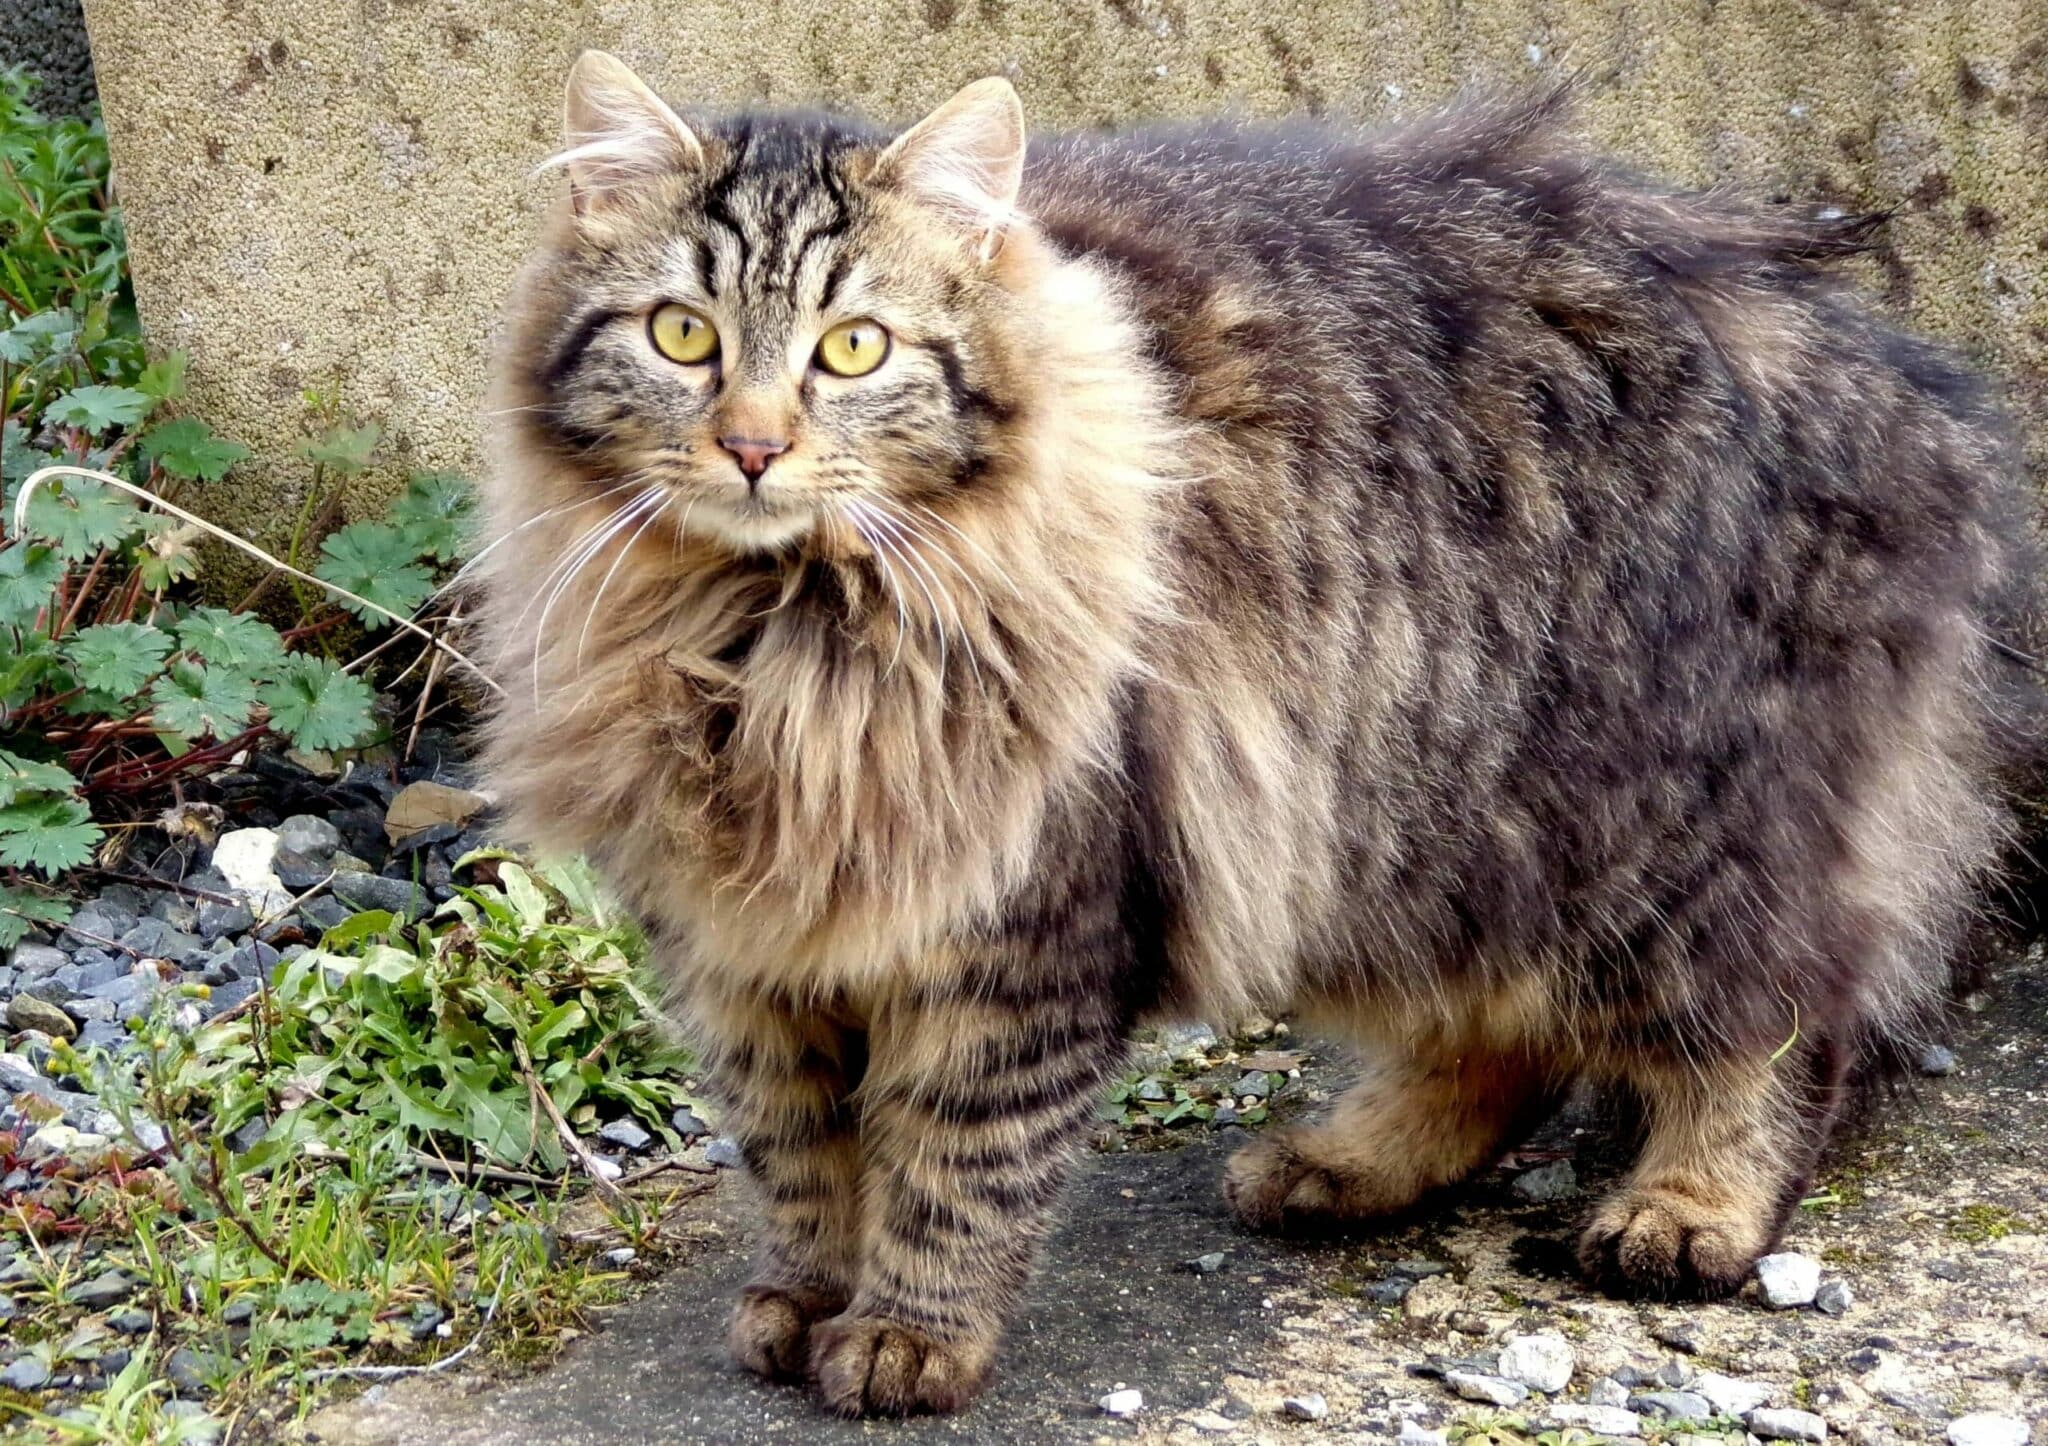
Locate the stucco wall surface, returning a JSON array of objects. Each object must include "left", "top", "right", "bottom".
[{"left": 77, "top": 0, "right": 2048, "bottom": 551}]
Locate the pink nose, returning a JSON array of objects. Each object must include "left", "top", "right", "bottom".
[{"left": 718, "top": 435, "right": 789, "bottom": 481}]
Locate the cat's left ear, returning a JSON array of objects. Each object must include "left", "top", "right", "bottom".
[
  {"left": 873, "top": 77, "right": 1026, "bottom": 262},
  {"left": 553, "top": 50, "right": 704, "bottom": 217}
]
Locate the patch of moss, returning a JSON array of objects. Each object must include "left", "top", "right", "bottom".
[{"left": 1945, "top": 1204, "right": 2035, "bottom": 1243}]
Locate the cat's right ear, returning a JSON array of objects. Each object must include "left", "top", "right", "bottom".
[{"left": 550, "top": 50, "right": 704, "bottom": 217}]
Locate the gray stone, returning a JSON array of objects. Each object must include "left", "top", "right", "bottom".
[
  {"left": 1748, "top": 1409, "right": 1828, "bottom": 1442},
  {"left": 670, "top": 1106, "right": 710, "bottom": 1139},
  {"left": 1653, "top": 1359, "right": 1694, "bottom": 1388},
  {"left": 1694, "top": 1372, "right": 1773, "bottom": 1417},
  {"left": 0, "top": 1356, "right": 50, "bottom": 1391},
  {"left": 205, "top": 978, "right": 261, "bottom": 1017},
  {"left": 1754, "top": 1252, "right": 1821, "bottom": 1308},
  {"left": 1633, "top": 1392, "right": 1714, "bottom": 1421},
  {"left": 271, "top": 847, "right": 333, "bottom": 892},
  {"left": 330, "top": 873, "right": 426, "bottom": 920},
  {"left": 1814, "top": 1278, "right": 1854, "bottom": 1315},
  {"left": 1511, "top": 1159, "right": 1579, "bottom": 1201},
  {"left": 1946, "top": 1415, "right": 2029, "bottom": 1446},
  {"left": 598, "top": 1118, "right": 653, "bottom": 1152},
  {"left": 194, "top": 900, "right": 256, "bottom": 942},
  {"left": 1498, "top": 1332, "right": 1575, "bottom": 1393},
  {"left": 221, "top": 1298, "right": 255, "bottom": 1325},
  {"left": 65, "top": 900, "right": 140, "bottom": 946},
  {"left": 1546, "top": 1405, "right": 1644, "bottom": 1437},
  {"left": 1446, "top": 1372, "right": 1529, "bottom": 1407},
  {"left": 276, "top": 814, "right": 344, "bottom": 859},
  {"left": 1209, "top": 1104, "right": 1240, "bottom": 1126},
  {"left": 6, "top": 993, "right": 77, "bottom": 1040},
  {"left": 602, "top": 1247, "right": 637, "bottom": 1267},
  {"left": 148, "top": 897, "right": 201, "bottom": 932},
  {"left": 1917, "top": 1044, "right": 1958, "bottom": 1076},
  {"left": 1135, "top": 1076, "right": 1169, "bottom": 1102},
  {"left": 1281, "top": 1393, "right": 1327, "bottom": 1422},
  {"left": 108, "top": 1308, "right": 153, "bottom": 1335},
  {"left": 1390, "top": 1259, "right": 1450, "bottom": 1278},
  {"left": 1158, "top": 1023, "right": 1217, "bottom": 1058},
  {"left": 0, "top": 1293, "right": 13, "bottom": 1322},
  {"left": 1181, "top": 1252, "right": 1227, "bottom": 1275},
  {"left": 1590, "top": 1378, "right": 1633, "bottom": 1408},
  {"left": 9, "top": 942, "right": 69, "bottom": 978},
  {"left": 1365, "top": 1276, "right": 1415, "bottom": 1305},
  {"left": 407, "top": 1304, "right": 449, "bottom": 1339},
  {"left": 0, "top": 1052, "right": 55, "bottom": 1097},
  {"left": 69, "top": 954, "right": 126, "bottom": 991},
  {"left": 84, "top": 969, "right": 161, "bottom": 1017},
  {"left": 67, "top": 1270, "right": 136, "bottom": 1309},
  {"left": 1231, "top": 1072, "right": 1272, "bottom": 1099},
  {"left": 703, "top": 1136, "right": 743, "bottom": 1168},
  {"left": 166, "top": 1345, "right": 228, "bottom": 1394}
]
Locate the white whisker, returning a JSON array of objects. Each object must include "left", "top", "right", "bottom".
[
  {"left": 576, "top": 491, "right": 674, "bottom": 672},
  {"left": 526, "top": 488, "right": 665, "bottom": 702}
]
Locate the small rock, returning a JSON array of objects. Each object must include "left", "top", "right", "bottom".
[
  {"left": 1182, "top": 1252, "right": 1228, "bottom": 1275},
  {"left": 1232, "top": 1072, "right": 1272, "bottom": 1099},
  {"left": 703, "top": 1137, "right": 743, "bottom": 1168},
  {"left": 329, "top": 873, "right": 425, "bottom": 920},
  {"left": 1634, "top": 1392, "right": 1714, "bottom": 1421},
  {"left": 1390, "top": 1259, "right": 1451, "bottom": 1278},
  {"left": 1281, "top": 1393, "right": 1327, "bottom": 1422},
  {"left": 1210, "top": 1104, "right": 1240, "bottom": 1126},
  {"left": 0, "top": 1051, "right": 55, "bottom": 1096},
  {"left": 1650, "top": 1321, "right": 1704, "bottom": 1355},
  {"left": 1590, "top": 1378, "right": 1633, "bottom": 1408},
  {"left": 407, "top": 1304, "right": 448, "bottom": 1340},
  {"left": 166, "top": 1345, "right": 228, "bottom": 1394},
  {"left": 1814, "top": 1279, "right": 1854, "bottom": 1316},
  {"left": 1916, "top": 1045, "right": 1958, "bottom": 1076},
  {"left": 67, "top": 1270, "right": 136, "bottom": 1309},
  {"left": 0, "top": 1356, "right": 50, "bottom": 1391},
  {"left": 1546, "top": 1405, "right": 1644, "bottom": 1437},
  {"left": 1365, "top": 1276, "right": 1415, "bottom": 1305},
  {"left": 670, "top": 1106, "right": 710, "bottom": 1139},
  {"left": 213, "top": 829, "right": 290, "bottom": 914},
  {"left": 1748, "top": 1409, "right": 1827, "bottom": 1443},
  {"left": 26, "top": 1124, "right": 110, "bottom": 1165},
  {"left": 0, "top": 1294, "right": 12, "bottom": 1322},
  {"left": 1694, "top": 1372, "right": 1773, "bottom": 1417},
  {"left": 108, "top": 1307, "right": 152, "bottom": 1335},
  {"left": 1653, "top": 1360, "right": 1694, "bottom": 1388},
  {"left": 149, "top": 896, "right": 201, "bottom": 932},
  {"left": 1100, "top": 1388, "right": 1144, "bottom": 1417},
  {"left": 276, "top": 815, "right": 344, "bottom": 860},
  {"left": 1135, "top": 1076, "right": 1169, "bottom": 1102},
  {"left": 1499, "top": 1332, "right": 1575, "bottom": 1393},
  {"left": 1399, "top": 1425, "right": 1449, "bottom": 1446},
  {"left": 1159, "top": 1023, "right": 1217, "bottom": 1058},
  {"left": 271, "top": 847, "right": 331, "bottom": 892},
  {"left": 221, "top": 1299, "right": 255, "bottom": 1325},
  {"left": 1511, "top": 1159, "right": 1579, "bottom": 1202},
  {"left": 385, "top": 782, "right": 489, "bottom": 845},
  {"left": 1403, "top": 1274, "right": 1461, "bottom": 1325},
  {"left": 194, "top": 900, "right": 256, "bottom": 942},
  {"left": 64, "top": 900, "right": 139, "bottom": 946},
  {"left": 602, "top": 1247, "right": 637, "bottom": 1267},
  {"left": 1754, "top": 1252, "right": 1821, "bottom": 1308},
  {"left": 1447, "top": 1372, "right": 1529, "bottom": 1407},
  {"left": 1927, "top": 1259, "right": 1966, "bottom": 1281},
  {"left": 1946, "top": 1415, "right": 2029, "bottom": 1446},
  {"left": 9, "top": 942, "right": 69, "bottom": 978},
  {"left": 598, "top": 1118, "right": 653, "bottom": 1153},
  {"left": 7, "top": 993, "right": 77, "bottom": 1040}
]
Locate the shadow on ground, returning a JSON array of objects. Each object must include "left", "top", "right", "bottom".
[{"left": 308, "top": 958, "right": 2048, "bottom": 1444}]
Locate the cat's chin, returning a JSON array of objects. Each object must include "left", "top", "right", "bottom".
[{"left": 691, "top": 497, "right": 820, "bottom": 554}]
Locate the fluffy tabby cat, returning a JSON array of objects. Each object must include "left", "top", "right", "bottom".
[{"left": 475, "top": 51, "right": 2041, "bottom": 1416}]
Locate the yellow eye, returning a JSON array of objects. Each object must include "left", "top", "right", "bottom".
[
  {"left": 815, "top": 319, "right": 891, "bottom": 378},
  {"left": 649, "top": 303, "right": 718, "bottom": 365}
]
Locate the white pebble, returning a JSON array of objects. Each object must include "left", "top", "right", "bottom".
[
  {"left": 1754, "top": 1252, "right": 1822, "bottom": 1308},
  {"left": 1100, "top": 1388, "right": 1144, "bottom": 1417},
  {"left": 1447, "top": 1371, "right": 1529, "bottom": 1407},
  {"left": 1399, "top": 1425, "right": 1448, "bottom": 1446},
  {"left": 1749, "top": 1408, "right": 1828, "bottom": 1442},
  {"left": 1547, "top": 1404, "right": 1644, "bottom": 1437},
  {"left": 1694, "top": 1372, "right": 1774, "bottom": 1417},
  {"left": 1282, "top": 1393, "right": 1328, "bottom": 1421},
  {"left": 1947, "top": 1415, "right": 2029, "bottom": 1446},
  {"left": 1499, "top": 1332, "right": 1576, "bottom": 1393}
]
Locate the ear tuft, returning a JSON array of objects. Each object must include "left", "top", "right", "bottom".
[
  {"left": 547, "top": 50, "right": 704, "bottom": 214},
  {"left": 873, "top": 77, "right": 1027, "bottom": 261}
]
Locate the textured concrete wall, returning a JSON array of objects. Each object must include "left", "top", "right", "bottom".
[
  {"left": 3, "top": 0, "right": 97, "bottom": 116},
  {"left": 79, "top": 0, "right": 2048, "bottom": 555}
]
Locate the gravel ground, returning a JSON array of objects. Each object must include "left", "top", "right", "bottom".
[{"left": 304, "top": 952, "right": 2048, "bottom": 1445}]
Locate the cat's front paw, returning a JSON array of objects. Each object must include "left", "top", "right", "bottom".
[
  {"left": 728, "top": 1284, "right": 846, "bottom": 1382},
  {"left": 1577, "top": 1181, "right": 1768, "bottom": 1299},
  {"left": 808, "top": 1312, "right": 993, "bottom": 1417},
  {"left": 1224, "top": 1126, "right": 1416, "bottom": 1232}
]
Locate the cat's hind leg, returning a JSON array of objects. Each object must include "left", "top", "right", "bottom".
[
  {"left": 1579, "top": 1039, "right": 1847, "bottom": 1298},
  {"left": 1226, "top": 1042, "right": 1563, "bottom": 1232}
]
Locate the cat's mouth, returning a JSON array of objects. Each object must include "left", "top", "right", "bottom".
[{"left": 688, "top": 482, "right": 821, "bottom": 552}]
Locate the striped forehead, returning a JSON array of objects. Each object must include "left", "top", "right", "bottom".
[{"left": 697, "top": 127, "right": 856, "bottom": 306}]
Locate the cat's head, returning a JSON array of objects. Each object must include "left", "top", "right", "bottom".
[{"left": 509, "top": 51, "right": 1037, "bottom": 554}]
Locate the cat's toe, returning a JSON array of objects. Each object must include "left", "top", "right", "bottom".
[
  {"left": 808, "top": 1313, "right": 992, "bottom": 1417},
  {"left": 1577, "top": 1183, "right": 1767, "bottom": 1299},
  {"left": 1224, "top": 1128, "right": 1406, "bottom": 1233},
  {"left": 728, "top": 1284, "right": 845, "bottom": 1382}
]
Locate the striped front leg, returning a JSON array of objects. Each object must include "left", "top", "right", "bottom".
[
  {"left": 808, "top": 970, "right": 1128, "bottom": 1416},
  {"left": 697, "top": 988, "right": 867, "bottom": 1382}
]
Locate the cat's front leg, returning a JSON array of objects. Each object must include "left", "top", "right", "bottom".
[
  {"left": 809, "top": 968, "right": 1127, "bottom": 1417},
  {"left": 696, "top": 986, "right": 867, "bottom": 1382}
]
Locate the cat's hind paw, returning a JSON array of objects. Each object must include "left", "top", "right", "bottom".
[
  {"left": 808, "top": 1312, "right": 993, "bottom": 1417},
  {"left": 728, "top": 1284, "right": 846, "bottom": 1383}
]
